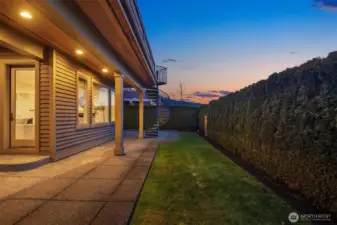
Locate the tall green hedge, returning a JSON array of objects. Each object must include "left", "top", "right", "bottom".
[
  {"left": 124, "top": 105, "right": 157, "bottom": 129},
  {"left": 161, "top": 106, "right": 200, "bottom": 131},
  {"left": 207, "top": 51, "right": 337, "bottom": 214},
  {"left": 124, "top": 105, "right": 200, "bottom": 131}
]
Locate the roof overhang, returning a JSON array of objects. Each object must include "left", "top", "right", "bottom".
[
  {"left": 0, "top": 0, "right": 157, "bottom": 88},
  {"left": 106, "top": 0, "right": 157, "bottom": 86}
]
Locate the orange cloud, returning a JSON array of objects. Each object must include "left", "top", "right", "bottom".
[{"left": 183, "top": 90, "right": 232, "bottom": 104}]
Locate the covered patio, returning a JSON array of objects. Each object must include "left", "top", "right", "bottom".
[{"left": 0, "top": 136, "right": 163, "bottom": 225}]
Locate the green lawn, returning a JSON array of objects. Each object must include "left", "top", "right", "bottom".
[{"left": 130, "top": 132, "right": 297, "bottom": 225}]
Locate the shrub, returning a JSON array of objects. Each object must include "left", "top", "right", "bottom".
[
  {"left": 207, "top": 51, "right": 337, "bottom": 214},
  {"left": 124, "top": 105, "right": 200, "bottom": 131},
  {"left": 124, "top": 105, "right": 157, "bottom": 129},
  {"left": 161, "top": 106, "right": 200, "bottom": 131}
]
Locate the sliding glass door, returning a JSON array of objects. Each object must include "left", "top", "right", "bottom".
[{"left": 10, "top": 67, "right": 36, "bottom": 147}]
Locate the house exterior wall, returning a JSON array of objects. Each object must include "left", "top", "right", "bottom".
[
  {"left": 53, "top": 51, "right": 115, "bottom": 160},
  {"left": 0, "top": 47, "right": 116, "bottom": 158},
  {"left": 39, "top": 59, "right": 52, "bottom": 154}
]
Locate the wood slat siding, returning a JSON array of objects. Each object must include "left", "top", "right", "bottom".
[
  {"left": 54, "top": 52, "right": 114, "bottom": 152},
  {"left": 39, "top": 62, "right": 51, "bottom": 152}
]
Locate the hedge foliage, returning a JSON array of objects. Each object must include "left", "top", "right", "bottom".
[
  {"left": 161, "top": 106, "right": 200, "bottom": 131},
  {"left": 124, "top": 105, "right": 157, "bottom": 129},
  {"left": 124, "top": 105, "right": 200, "bottom": 131},
  {"left": 207, "top": 51, "right": 337, "bottom": 214}
]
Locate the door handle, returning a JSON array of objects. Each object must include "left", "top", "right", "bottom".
[{"left": 10, "top": 113, "right": 15, "bottom": 121}]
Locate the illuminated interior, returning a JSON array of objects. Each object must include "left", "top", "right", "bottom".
[
  {"left": 92, "top": 83, "right": 109, "bottom": 123},
  {"left": 14, "top": 69, "right": 35, "bottom": 140}
]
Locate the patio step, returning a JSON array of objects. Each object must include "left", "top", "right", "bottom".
[{"left": 0, "top": 154, "right": 51, "bottom": 172}]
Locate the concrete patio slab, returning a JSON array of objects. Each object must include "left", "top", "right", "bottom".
[
  {"left": 11, "top": 178, "right": 76, "bottom": 200},
  {"left": 17, "top": 201, "right": 104, "bottom": 225},
  {"left": 0, "top": 199, "right": 45, "bottom": 225},
  {"left": 84, "top": 165, "right": 128, "bottom": 180},
  {"left": 109, "top": 179, "right": 144, "bottom": 202},
  {"left": 91, "top": 202, "right": 134, "bottom": 225},
  {"left": 56, "top": 163, "right": 97, "bottom": 179},
  {"left": 124, "top": 166, "right": 149, "bottom": 181},
  {"left": 0, "top": 177, "right": 43, "bottom": 200},
  {"left": 141, "top": 150, "right": 156, "bottom": 158},
  {"left": 136, "top": 155, "right": 154, "bottom": 168},
  {"left": 102, "top": 157, "right": 137, "bottom": 167},
  {"left": 54, "top": 179, "right": 119, "bottom": 201}
]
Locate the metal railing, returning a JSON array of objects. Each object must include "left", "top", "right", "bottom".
[
  {"left": 159, "top": 89, "right": 170, "bottom": 99},
  {"left": 156, "top": 65, "right": 167, "bottom": 85},
  {"left": 120, "top": 0, "right": 156, "bottom": 73}
]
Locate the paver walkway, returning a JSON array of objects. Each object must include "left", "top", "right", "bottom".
[{"left": 0, "top": 137, "right": 159, "bottom": 225}]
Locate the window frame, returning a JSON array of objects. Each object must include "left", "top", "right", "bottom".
[
  {"left": 76, "top": 71, "right": 90, "bottom": 129},
  {"left": 110, "top": 88, "right": 115, "bottom": 124},
  {"left": 91, "top": 80, "right": 111, "bottom": 127}
]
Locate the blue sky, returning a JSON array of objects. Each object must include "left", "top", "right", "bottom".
[{"left": 138, "top": 0, "right": 337, "bottom": 103}]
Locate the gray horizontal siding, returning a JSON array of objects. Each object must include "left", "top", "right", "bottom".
[{"left": 55, "top": 52, "right": 114, "bottom": 152}]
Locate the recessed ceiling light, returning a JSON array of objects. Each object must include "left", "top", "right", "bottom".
[
  {"left": 76, "top": 49, "right": 84, "bottom": 55},
  {"left": 20, "top": 11, "right": 32, "bottom": 19},
  {"left": 102, "top": 68, "right": 108, "bottom": 73}
]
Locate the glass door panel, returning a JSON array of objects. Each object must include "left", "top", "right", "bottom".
[{"left": 11, "top": 67, "right": 35, "bottom": 147}]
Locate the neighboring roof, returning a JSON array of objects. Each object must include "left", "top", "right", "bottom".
[
  {"left": 161, "top": 98, "right": 202, "bottom": 108},
  {"left": 123, "top": 89, "right": 150, "bottom": 101}
]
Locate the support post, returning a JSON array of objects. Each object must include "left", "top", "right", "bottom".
[
  {"left": 138, "top": 89, "right": 144, "bottom": 139},
  {"left": 114, "top": 72, "right": 125, "bottom": 155}
]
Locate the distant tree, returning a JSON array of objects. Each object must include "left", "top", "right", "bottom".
[
  {"left": 177, "top": 81, "right": 186, "bottom": 101},
  {"left": 170, "top": 92, "right": 177, "bottom": 100}
]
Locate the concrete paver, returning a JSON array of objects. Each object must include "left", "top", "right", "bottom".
[
  {"left": 11, "top": 178, "right": 76, "bottom": 200},
  {"left": 136, "top": 155, "right": 155, "bottom": 168},
  {"left": 17, "top": 201, "right": 104, "bottom": 225},
  {"left": 54, "top": 179, "right": 119, "bottom": 201},
  {"left": 91, "top": 202, "right": 134, "bottom": 225},
  {"left": 110, "top": 179, "right": 144, "bottom": 202},
  {"left": 84, "top": 165, "right": 128, "bottom": 180},
  {"left": 102, "top": 157, "right": 137, "bottom": 167},
  {"left": 124, "top": 166, "right": 150, "bottom": 181},
  {"left": 57, "top": 163, "right": 97, "bottom": 179},
  {"left": 0, "top": 199, "right": 45, "bottom": 225},
  {"left": 0, "top": 177, "right": 43, "bottom": 200}
]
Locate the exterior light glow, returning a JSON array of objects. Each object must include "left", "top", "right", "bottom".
[
  {"left": 76, "top": 50, "right": 84, "bottom": 55},
  {"left": 20, "top": 11, "right": 32, "bottom": 19},
  {"left": 102, "top": 68, "right": 108, "bottom": 73}
]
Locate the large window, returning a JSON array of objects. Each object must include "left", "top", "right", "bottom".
[
  {"left": 111, "top": 89, "right": 115, "bottom": 122},
  {"left": 78, "top": 77, "right": 89, "bottom": 125},
  {"left": 93, "top": 82, "right": 109, "bottom": 124}
]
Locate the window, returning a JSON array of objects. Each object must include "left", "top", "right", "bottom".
[
  {"left": 92, "top": 82, "right": 109, "bottom": 123},
  {"left": 111, "top": 89, "right": 115, "bottom": 122},
  {"left": 78, "top": 77, "right": 89, "bottom": 125}
]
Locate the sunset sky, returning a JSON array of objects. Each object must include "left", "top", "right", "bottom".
[{"left": 138, "top": 0, "right": 337, "bottom": 103}]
